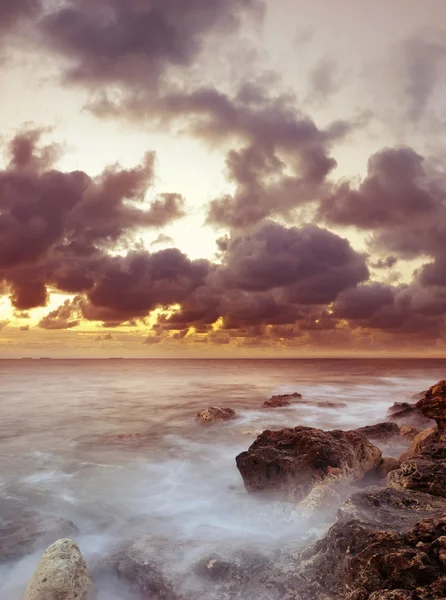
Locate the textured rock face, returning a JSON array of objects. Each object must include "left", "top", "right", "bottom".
[
  {"left": 196, "top": 406, "right": 237, "bottom": 424},
  {"left": 337, "top": 487, "right": 446, "bottom": 532},
  {"left": 416, "top": 380, "right": 446, "bottom": 429},
  {"left": 399, "top": 428, "right": 437, "bottom": 461},
  {"left": 24, "top": 538, "right": 93, "bottom": 600},
  {"left": 387, "top": 429, "right": 446, "bottom": 497},
  {"left": 236, "top": 426, "right": 382, "bottom": 501},
  {"left": 0, "top": 515, "right": 78, "bottom": 563},
  {"left": 387, "top": 457, "right": 446, "bottom": 497},
  {"left": 263, "top": 393, "right": 302, "bottom": 408},
  {"left": 353, "top": 422, "right": 400, "bottom": 441},
  {"left": 292, "top": 515, "right": 446, "bottom": 600}
]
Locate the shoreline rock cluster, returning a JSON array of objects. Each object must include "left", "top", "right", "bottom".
[{"left": 16, "top": 381, "right": 446, "bottom": 599}]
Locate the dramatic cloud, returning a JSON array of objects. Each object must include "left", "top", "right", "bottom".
[
  {"left": 0, "top": 129, "right": 186, "bottom": 309},
  {"left": 40, "top": 0, "right": 262, "bottom": 85},
  {"left": 319, "top": 146, "right": 446, "bottom": 259}
]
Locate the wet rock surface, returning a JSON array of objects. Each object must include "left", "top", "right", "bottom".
[
  {"left": 337, "top": 487, "right": 446, "bottom": 532},
  {"left": 196, "top": 406, "right": 237, "bottom": 424},
  {"left": 292, "top": 515, "right": 446, "bottom": 600},
  {"left": 263, "top": 393, "right": 302, "bottom": 408},
  {"left": 0, "top": 514, "right": 78, "bottom": 563},
  {"left": 24, "top": 538, "right": 93, "bottom": 600},
  {"left": 236, "top": 426, "right": 382, "bottom": 501},
  {"left": 416, "top": 380, "right": 446, "bottom": 430}
]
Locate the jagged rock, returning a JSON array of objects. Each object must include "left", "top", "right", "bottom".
[
  {"left": 196, "top": 406, "right": 237, "bottom": 424},
  {"left": 387, "top": 458, "right": 446, "bottom": 497},
  {"left": 24, "top": 538, "right": 93, "bottom": 600},
  {"left": 236, "top": 426, "right": 382, "bottom": 502},
  {"left": 353, "top": 422, "right": 400, "bottom": 441},
  {"left": 399, "top": 428, "right": 437, "bottom": 461},
  {"left": 0, "top": 514, "right": 78, "bottom": 562},
  {"left": 416, "top": 380, "right": 446, "bottom": 430},
  {"left": 292, "top": 515, "right": 446, "bottom": 600},
  {"left": 411, "top": 390, "right": 427, "bottom": 401},
  {"left": 378, "top": 457, "right": 401, "bottom": 477},
  {"left": 263, "top": 393, "right": 302, "bottom": 408},
  {"left": 337, "top": 487, "right": 446, "bottom": 532},
  {"left": 295, "top": 482, "right": 344, "bottom": 519}
]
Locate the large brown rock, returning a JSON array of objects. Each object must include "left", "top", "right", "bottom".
[
  {"left": 263, "top": 393, "right": 302, "bottom": 408},
  {"left": 416, "top": 380, "right": 446, "bottom": 430},
  {"left": 0, "top": 514, "right": 78, "bottom": 563},
  {"left": 196, "top": 406, "right": 237, "bottom": 424},
  {"left": 291, "top": 515, "right": 446, "bottom": 600},
  {"left": 24, "top": 538, "right": 93, "bottom": 600},
  {"left": 236, "top": 426, "right": 382, "bottom": 501}
]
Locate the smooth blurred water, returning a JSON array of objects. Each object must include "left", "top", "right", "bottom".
[{"left": 0, "top": 358, "right": 444, "bottom": 598}]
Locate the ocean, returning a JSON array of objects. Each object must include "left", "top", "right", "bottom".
[{"left": 0, "top": 358, "right": 444, "bottom": 598}]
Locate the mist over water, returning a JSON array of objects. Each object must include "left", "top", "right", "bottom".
[{"left": 0, "top": 358, "right": 444, "bottom": 598}]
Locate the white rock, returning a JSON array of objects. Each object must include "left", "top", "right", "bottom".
[{"left": 24, "top": 538, "right": 93, "bottom": 600}]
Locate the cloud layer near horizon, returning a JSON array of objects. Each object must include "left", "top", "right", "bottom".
[{"left": 1, "top": 0, "right": 446, "bottom": 355}]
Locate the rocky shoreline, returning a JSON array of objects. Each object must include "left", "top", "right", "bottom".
[{"left": 12, "top": 381, "right": 446, "bottom": 599}]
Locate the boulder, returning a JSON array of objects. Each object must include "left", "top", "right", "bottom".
[
  {"left": 263, "top": 392, "right": 302, "bottom": 408},
  {"left": 291, "top": 515, "right": 446, "bottom": 600},
  {"left": 377, "top": 457, "right": 401, "bottom": 478},
  {"left": 24, "top": 538, "right": 93, "bottom": 600},
  {"left": 353, "top": 422, "right": 400, "bottom": 441},
  {"left": 0, "top": 514, "right": 78, "bottom": 563},
  {"left": 337, "top": 487, "right": 446, "bottom": 532},
  {"left": 416, "top": 380, "right": 446, "bottom": 430},
  {"left": 399, "top": 427, "right": 437, "bottom": 461},
  {"left": 196, "top": 406, "right": 237, "bottom": 424},
  {"left": 236, "top": 426, "right": 382, "bottom": 502}
]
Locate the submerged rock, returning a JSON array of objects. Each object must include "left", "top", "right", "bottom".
[
  {"left": 196, "top": 406, "right": 237, "bottom": 424},
  {"left": 416, "top": 380, "right": 446, "bottom": 430},
  {"left": 263, "top": 392, "right": 302, "bottom": 408},
  {"left": 24, "top": 538, "right": 93, "bottom": 600},
  {"left": 0, "top": 514, "right": 78, "bottom": 563},
  {"left": 316, "top": 401, "right": 347, "bottom": 408},
  {"left": 236, "top": 426, "right": 382, "bottom": 502},
  {"left": 353, "top": 422, "right": 401, "bottom": 441}
]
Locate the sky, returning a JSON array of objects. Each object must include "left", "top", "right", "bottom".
[{"left": 1, "top": 0, "right": 446, "bottom": 357}]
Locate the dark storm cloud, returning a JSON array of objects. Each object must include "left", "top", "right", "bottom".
[
  {"left": 0, "top": 0, "right": 39, "bottom": 34},
  {"left": 320, "top": 145, "right": 446, "bottom": 260},
  {"left": 215, "top": 221, "right": 368, "bottom": 298},
  {"left": 155, "top": 221, "right": 368, "bottom": 333},
  {"left": 0, "top": 129, "right": 186, "bottom": 303},
  {"left": 40, "top": 0, "right": 262, "bottom": 85},
  {"left": 80, "top": 249, "right": 211, "bottom": 324}
]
